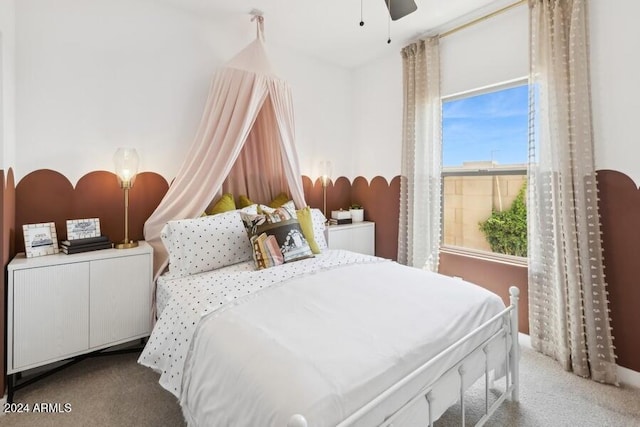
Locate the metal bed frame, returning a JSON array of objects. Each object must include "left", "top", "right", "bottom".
[{"left": 287, "top": 286, "right": 520, "bottom": 427}]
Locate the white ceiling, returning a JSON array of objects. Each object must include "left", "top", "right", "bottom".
[{"left": 162, "top": 0, "right": 519, "bottom": 69}]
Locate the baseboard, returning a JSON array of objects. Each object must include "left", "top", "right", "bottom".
[
  {"left": 518, "top": 333, "right": 640, "bottom": 389},
  {"left": 518, "top": 332, "right": 532, "bottom": 348},
  {"left": 617, "top": 365, "right": 640, "bottom": 389}
]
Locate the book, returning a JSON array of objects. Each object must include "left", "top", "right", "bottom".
[
  {"left": 61, "top": 240, "right": 111, "bottom": 249},
  {"left": 61, "top": 235, "right": 110, "bottom": 246},
  {"left": 61, "top": 241, "right": 113, "bottom": 254},
  {"left": 329, "top": 218, "right": 352, "bottom": 225}
]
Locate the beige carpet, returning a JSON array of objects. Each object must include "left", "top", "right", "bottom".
[{"left": 1, "top": 345, "right": 639, "bottom": 427}]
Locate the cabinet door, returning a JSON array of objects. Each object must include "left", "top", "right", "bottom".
[
  {"left": 13, "top": 263, "right": 90, "bottom": 370},
  {"left": 89, "top": 254, "right": 151, "bottom": 348},
  {"left": 326, "top": 224, "right": 375, "bottom": 255}
]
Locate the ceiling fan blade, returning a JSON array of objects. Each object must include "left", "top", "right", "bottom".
[{"left": 384, "top": 0, "right": 418, "bottom": 21}]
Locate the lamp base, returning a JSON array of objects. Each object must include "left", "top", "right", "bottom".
[{"left": 115, "top": 240, "right": 139, "bottom": 249}]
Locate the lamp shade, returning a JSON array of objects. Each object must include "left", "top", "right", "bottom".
[
  {"left": 319, "top": 160, "right": 332, "bottom": 187},
  {"left": 113, "top": 147, "right": 139, "bottom": 187}
]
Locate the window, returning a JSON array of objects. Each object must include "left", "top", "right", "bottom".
[{"left": 441, "top": 82, "right": 528, "bottom": 259}]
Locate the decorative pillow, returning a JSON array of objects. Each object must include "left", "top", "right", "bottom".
[
  {"left": 240, "top": 202, "right": 313, "bottom": 269},
  {"left": 257, "top": 204, "right": 275, "bottom": 214},
  {"left": 244, "top": 232, "right": 285, "bottom": 269},
  {"left": 161, "top": 209, "right": 253, "bottom": 278},
  {"left": 268, "top": 192, "right": 290, "bottom": 208},
  {"left": 239, "top": 204, "right": 259, "bottom": 215},
  {"left": 310, "top": 208, "right": 328, "bottom": 251},
  {"left": 238, "top": 193, "right": 289, "bottom": 209},
  {"left": 206, "top": 193, "right": 236, "bottom": 215},
  {"left": 238, "top": 195, "right": 254, "bottom": 208},
  {"left": 262, "top": 204, "right": 327, "bottom": 252},
  {"left": 296, "top": 206, "right": 321, "bottom": 254}
]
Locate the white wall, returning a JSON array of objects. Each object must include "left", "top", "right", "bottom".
[
  {"left": 352, "top": 0, "right": 640, "bottom": 186},
  {"left": 14, "top": 0, "right": 352, "bottom": 185},
  {"left": 590, "top": 0, "right": 640, "bottom": 185},
  {"left": 269, "top": 48, "right": 354, "bottom": 181},
  {"left": 351, "top": 3, "right": 528, "bottom": 181},
  {"left": 14, "top": 0, "right": 640, "bottom": 187},
  {"left": 352, "top": 53, "right": 402, "bottom": 181},
  {"left": 0, "top": 0, "right": 16, "bottom": 171}
]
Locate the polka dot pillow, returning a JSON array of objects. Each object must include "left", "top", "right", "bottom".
[
  {"left": 161, "top": 208, "right": 256, "bottom": 278},
  {"left": 310, "top": 208, "right": 328, "bottom": 251}
]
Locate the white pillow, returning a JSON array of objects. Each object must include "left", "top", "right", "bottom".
[
  {"left": 310, "top": 208, "right": 328, "bottom": 251},
  {"left": 161, "top": 208, "right": 255, "bottom": 278}
]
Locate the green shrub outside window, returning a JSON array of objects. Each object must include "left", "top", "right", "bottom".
[{"left": 478, "top": 183, "right": 527, "bottom": 257}]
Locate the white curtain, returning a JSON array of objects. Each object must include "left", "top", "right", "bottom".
[
  {"left": 398, "top": 38, "right": 442, "bottom": 270},
  {"left": 528, "top": 0, "right": 617, "bottom": 384}
]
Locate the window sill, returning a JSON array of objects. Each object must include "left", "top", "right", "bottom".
[{"left": 439, "top": 245, "right": 528, "bottom": 268}]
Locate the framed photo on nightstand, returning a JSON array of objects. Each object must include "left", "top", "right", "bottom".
[
  {"left": 23, "top": 222, "right": 60, "bottom": 258},
  {"left": 66, "top": 218, "right": 101, "bottom": 240}
]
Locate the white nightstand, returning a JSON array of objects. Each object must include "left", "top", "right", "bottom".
[
  {"left": 7, "top": 242, "right": 153, "bottom": 376},
  {"left": 324, "top": 221, "right": 375, "bottom": 255}
]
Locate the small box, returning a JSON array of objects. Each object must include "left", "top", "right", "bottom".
[{"left": 331, "top": 210, "right": 351, "bottom": 220}]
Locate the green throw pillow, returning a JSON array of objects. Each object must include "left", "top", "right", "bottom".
[
  {"left": 268, "top": 192, "right": 290, "bottom": 208},
  {"left": 296, "top": 206, "right": 320, "bottom": 254},
  {"left": 206, "top": 193, "right": 236, "bottom": 215},
  {"left": 238, "top": 195, "right": 254, "bottom": 208}
]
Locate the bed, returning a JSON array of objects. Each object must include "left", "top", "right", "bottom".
[{"left": 140, "top": 206, "right": 519, "bottom": 426}]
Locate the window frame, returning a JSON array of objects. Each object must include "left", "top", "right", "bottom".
[{"left": 439, "top": 77, "right": 529, "bottom": 265}]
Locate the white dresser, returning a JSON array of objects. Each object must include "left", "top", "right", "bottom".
[
  {"left": 324, "top": 221, "right": 375, "bottom": 255},
  {"left": 7, "top": 242, "right": 153, "bottom": 374}
]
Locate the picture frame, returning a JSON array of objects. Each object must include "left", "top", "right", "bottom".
[
  {"left": 66, "top": 218, "right": 101, "bottom": 240},
  {"left": 23, "top": 222, "right": 59, "bottom": 258}
]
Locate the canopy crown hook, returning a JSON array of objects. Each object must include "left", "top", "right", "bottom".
[{"left": 250, "top": 9, "right": 265, "bottom": 41}]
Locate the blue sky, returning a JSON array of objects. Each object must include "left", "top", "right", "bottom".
[{"left": 442, "top": 84, "right": 529, "bottom": 167}]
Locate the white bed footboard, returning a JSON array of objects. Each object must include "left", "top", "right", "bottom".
[{"left": 288, "top": 286, "right": 520, "bottom": 427}]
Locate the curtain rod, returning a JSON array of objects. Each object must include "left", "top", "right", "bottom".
[{"left": 438, "top": 0, "right": 527, "bottom": 39}]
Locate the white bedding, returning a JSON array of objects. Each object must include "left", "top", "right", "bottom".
[
  {"left": 141, "top": 250, "right": 506, "bottom": 426},
  {"left": 155, "top": 260, "right": 256, "bottom": 317},
  {"left": 140, "top": 250, "right": 386, "bottom": 397}
]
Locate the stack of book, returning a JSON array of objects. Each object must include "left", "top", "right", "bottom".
[
  {"left": 60, "top": 235, "right": 112, "bottom": 254},
  {"left": 329, "top": 218, "right": 352, "bottom": 225},
  {"left": 330, "top": 210, "right": 352, "bottom": 225}
]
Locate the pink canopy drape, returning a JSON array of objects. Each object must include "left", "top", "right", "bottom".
[
  {"left": 144, "top": 35, "right": 306, "bottom": 276},
  {"left": 222, "top": 93, "right": 288, "bottom": 199}
]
